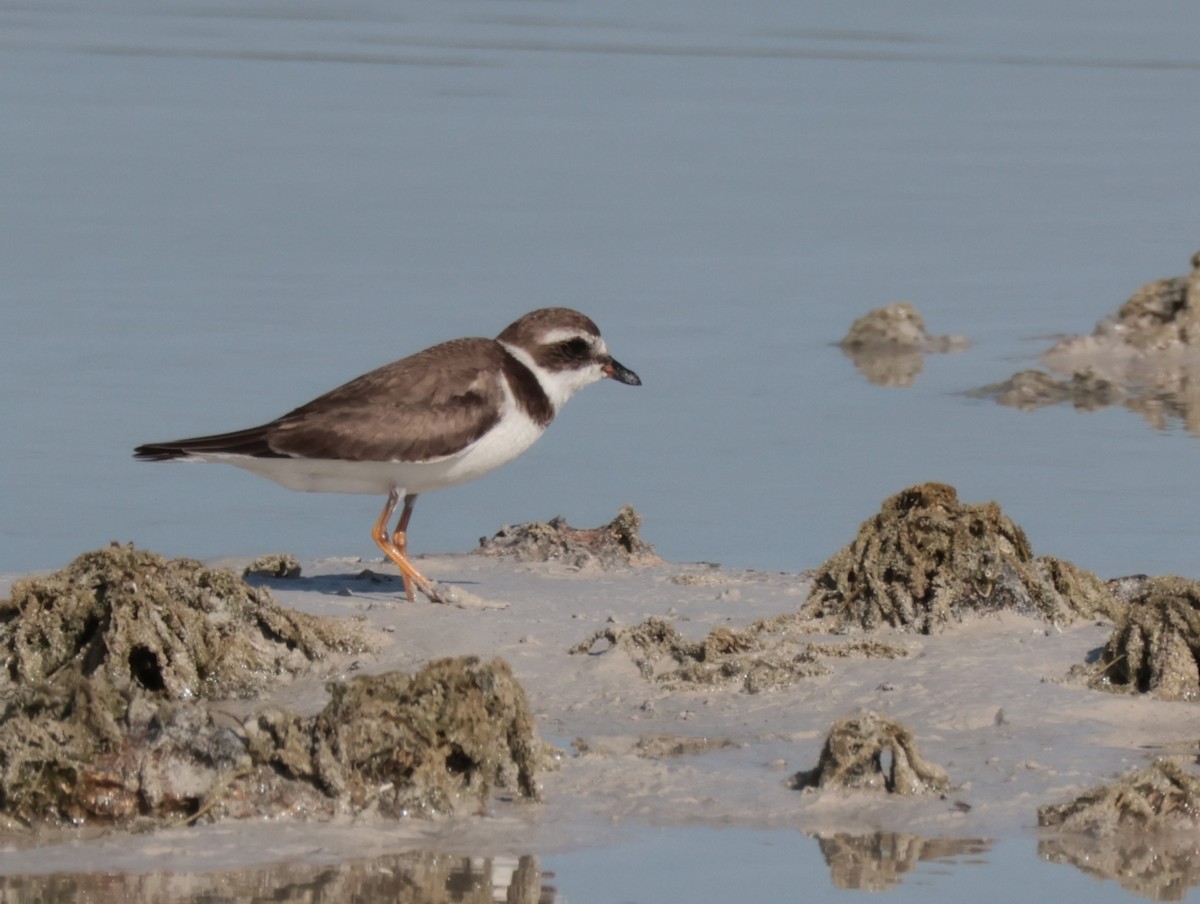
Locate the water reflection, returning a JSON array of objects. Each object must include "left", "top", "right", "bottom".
[
  {"left": 811, "top": 831, "right": 991, "bottom": 892},
  {"left": 1039, "top": 832, "right": 1200, "bottom": 902},
  {"left": 0, "top": 852, "right": 556, "bottom": 904},
  {"left": 971, "top": 251, "right": 1200, "bottom": 437}
]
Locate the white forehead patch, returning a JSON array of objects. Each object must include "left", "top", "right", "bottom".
[{"left": 538, "top": 328, "right": 608, "bottom": 357}]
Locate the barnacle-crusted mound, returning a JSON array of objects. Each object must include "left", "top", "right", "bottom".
[
  {"left": 1078, "top": 575, "right": 1200, "bottom": 700},
  {"left": 801, "top": 483, "right": 1120, "bottom": 633},
  {"left": 0, "top": 546, "right": 543, "bottom": 828},
  {"left": 0, "top": 543, "right": 365, "bottom": 699},
  {"left": 1038, "top": 759, "right": 1200, "bottom": 836},
  {"left": 791, "top": 712, "right": 950, "bottom": 795},
  {"left": 475, "top": 505, "right": 659, "bottom": 568}
]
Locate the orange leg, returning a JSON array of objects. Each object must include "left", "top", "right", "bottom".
[{"left": 371, "top": 489, "right": 441, "bottom": 602}]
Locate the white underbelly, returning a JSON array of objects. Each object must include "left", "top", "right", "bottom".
[{"left": 197, "top": 408, "right": 547, "bottom": 495}]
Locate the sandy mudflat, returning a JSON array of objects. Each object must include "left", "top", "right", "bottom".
[{"left": 0, "top": 550, "right": 1186, "bottom": 876}]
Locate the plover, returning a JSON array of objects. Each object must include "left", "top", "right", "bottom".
[{"left": 134, "top": 307, "right": 641, "bottom": 602}]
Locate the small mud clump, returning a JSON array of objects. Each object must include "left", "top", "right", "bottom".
[
  {"left": 570, "top": 617, "right": 830, "bottom": 693},
  {"left": 0, "top": 546, "right": 543, "bottom": 828},
  {"left": 242, "top": 553, "right": 302, "bottom": 580},
  {"left": 475, "top": 505, "right": 660, "bottom": 568},
  {"left": 802, "top": 483, "right": 1121, "bottom": 633},
  {"left": 1077, "top": 575, "right": 1200, "bottom": 700},
  {"left": 0, "top": 544, "right": 365, "bottom": 699},
  {"left": 792, "top": 712, "right": 950, "bottom": 795},
  {"left": 1038, "top": 758, "right": 1200, "bottom": 836},
  {"left": 840, "top": 303, "right": 970, "bottom": 388}
]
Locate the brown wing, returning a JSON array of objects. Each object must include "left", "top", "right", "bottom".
[{"left": 264, "top": 337, "right": 508, "bottom": 462}]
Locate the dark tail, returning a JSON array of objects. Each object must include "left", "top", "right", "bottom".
[{"left": 134, "top": 425, "right": 282, "bottom": 461}]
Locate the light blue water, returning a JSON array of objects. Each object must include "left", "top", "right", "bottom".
[
  {"left": 5, "top": 2, "right": 1200, "bottom": 898},
  {"left": 5, "top": 0, "right": 1200, "bottom": 583}
]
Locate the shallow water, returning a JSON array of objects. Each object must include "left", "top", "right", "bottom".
[{"left": 5, "top": 0, "right": 1200, "bottom": 900}]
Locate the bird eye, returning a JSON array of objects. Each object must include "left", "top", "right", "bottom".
[{"left": 561, "top": 337, "right": 591, "bottom": 358}]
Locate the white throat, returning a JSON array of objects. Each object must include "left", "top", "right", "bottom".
[{"left": 499, "top": 340, "right": 605, "bottom": 411}]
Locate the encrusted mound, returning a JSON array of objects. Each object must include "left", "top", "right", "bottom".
[
  {"left": 0, "top": 544, "right": 365, "bottom": 699},
  {"left": 246, "top": 656, "right": 543, "bottom": 818},
  {"left": 0, "top": 546, "right": 544, "bottom": 828},
  {"left": 475, "top": 505, "right": 659, "bottom": 568},
  {"left": 0, "top": 655, "right": 543, "bottom": 828},
  {"left": 801, "top": 483, "right": 1121, "bottom": 633},
  {"left": 1080, "top": 575, "right": 1200, "bottom": 700},
  {"left": 792, "top": 712, "right": 950, "bottom": 795},
  {"left": 1039, "top": 759, "right": 1200, "bottom": 836}
]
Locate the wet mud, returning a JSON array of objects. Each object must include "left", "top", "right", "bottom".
[{"left": 801, "top": 483, "right": 1121, "bottom": 633}]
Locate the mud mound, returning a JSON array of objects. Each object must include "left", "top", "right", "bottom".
[
  {"left": 1038, "top": 759, "right": 1200, "bottom": 836},
  {"left": 1078, "top": 575, "right": 1200, "bottom": 700},
  {"left": 0, "top": 544, "right": 365, "bottom": 700},
  {"left": 0, "top": 546, "right": 543, "bottom": 828},
  {"left": 247, "top": 657, "right": 543, "bottom": 818},
  {"left": 475, "top": 505, "right": 659, "bottom": 568},
  {"left": 801, "top": 483, "right": 1120, "bottom": 633},
  {"left": 840, "top": 303, "right": 970, "bottom": 387},
  {"left": 0, "top": 655, "right": 543, "bottom": 828},
  {"left": 792, "top": 712, "right": 950, "bottom": 795}
]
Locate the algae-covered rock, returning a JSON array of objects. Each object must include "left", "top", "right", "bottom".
[
  {"left": 475, "top": 505, "right": 659, "bottom": 568},
  {"left": 802, "top": 483, "right": 1121, "bottom": 633},
  {"left": 792, "top": 712, "right": 950, "bottom": 795},
  {"left": 0, "top": 544, "right": 366, "bottom": 700},
  {"left": 1038, "top": 759, "right": 1200, "bottom": 836},
  {"left": 1080, "top": 575, "right": 1200, "bottom": 700}
]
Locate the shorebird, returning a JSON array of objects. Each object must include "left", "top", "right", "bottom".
[{"left": 134, "top": 307, "right": 641, "bottom": 602}]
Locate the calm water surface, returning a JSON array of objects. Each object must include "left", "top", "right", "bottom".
[{"left": 5, "top": 1, "right": 1200, "bottom": 900}]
